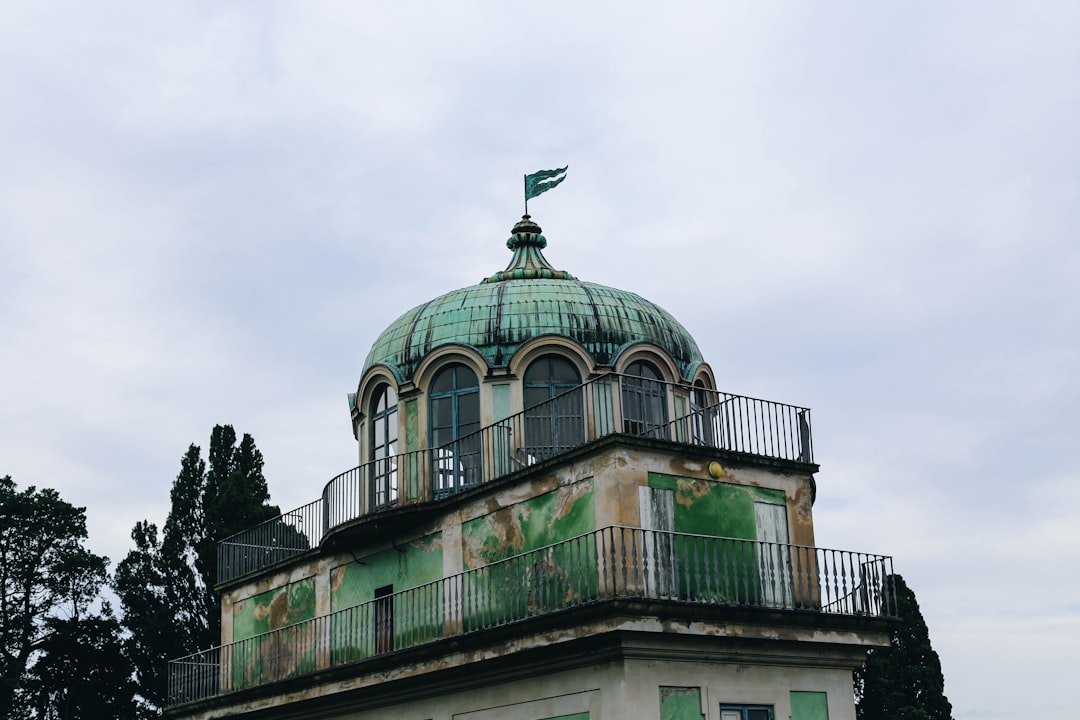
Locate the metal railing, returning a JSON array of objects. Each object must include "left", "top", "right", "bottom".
[
  {"left": 217, "top": 374, "right": 814, "bottom": 585},
  {"left": 175, "top": 527, "right": 893, "bottom": 705}
]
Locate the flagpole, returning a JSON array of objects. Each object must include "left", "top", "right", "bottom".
[{"left": 524, "top": 174, "right": 528, "bottom": 216}]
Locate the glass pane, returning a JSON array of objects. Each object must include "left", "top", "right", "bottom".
[
  {"left": 458, "top": 392, "right": 480, "bottom": 426},
  {"left": 431, "top": 397, "right": 452, "bottom": 429},
  {"left": 433, "top": 426, "right": 453, "bottom": 447},
  {"left": 431, "top": 367, "right": 455, "bottom": 394},
  {"left": 455, "top": 365, "right": 479, "bottom": 389},
  {"left": 747, "top": 709, "right": 771, "bottom": 720},
  {"left": 524, "top": 386, "right": 549, "bottom": 410},
  {"left": 385, "top": 386, "right": 397, "bottom": 406},
  {"left": 628, "top": 360, "right": 660, "bottom": 380},
  {"left": 387, "top": 415, "right": 398, "bottom": 442},
  {"left": 524, "top": 358, "right": 548, "bottom": 384},
  {"left": 550, "top": 357, "right": 580, "bottom": 385},
  {"left": 373, "top": 421, "right": 385, "bottom": 448}
]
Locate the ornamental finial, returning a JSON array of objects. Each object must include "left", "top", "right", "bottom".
[{"left": 481, "top": 215, "right": 575, "bottom": 284}]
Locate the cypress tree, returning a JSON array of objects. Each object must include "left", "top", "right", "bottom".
[
  {"left": 115, "top": 425, "right": 282, "bottom": 716},
  {"left": 855, "top": 574, "right": 953, "bottom": 720}
]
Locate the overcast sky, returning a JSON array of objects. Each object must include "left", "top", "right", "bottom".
[{"left": 2, "top": 3, "right": 1078, "bottom": 718}]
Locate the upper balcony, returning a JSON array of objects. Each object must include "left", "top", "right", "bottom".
[{"left": 216, "top": 372, "right": 815, "bottom": 586}]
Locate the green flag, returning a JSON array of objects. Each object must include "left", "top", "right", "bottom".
[{"left": 525, "top": 166, "right": 568, "bottom": 201}]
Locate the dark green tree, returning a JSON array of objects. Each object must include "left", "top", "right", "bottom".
[
  {"left": 0, "top": 475, "right": 119, "bottom": 717},
  {"left": 115, "top": 426, "right": 283, "bottom": 715},
  {"left": 17, "top": 608, "right": 138, "bottom": 720},
  {"left": 855, "top": 574, "right": 953, "bottom": 720},
  {"left": 113, "top": 520, "right": 200, "bottom": 716}
]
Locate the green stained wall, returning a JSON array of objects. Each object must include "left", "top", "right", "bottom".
[
  {"left": 460, "top": 480, "right": 596, "bottom": 627},
  {"left": 404, "top": 398, "right": 421, "bottom": 499},
  {"left": 405, "top": 398, "right": 419, "bottom": 452},
  {"left": 232, "top": 577, "right": 316, "bottom": 641},
  {"left": 790, "top": 692, "right": 829, "bottom": 720},
  {"left": 659, "top": 686, "right": 704, "bottom": 720},
  {"left": 231, "top": 578, "right": 318, "bottom": 689},
  {"left": 461, "top": 479, "right": 595, "bottom": 569},
  {"left": 331, "top": 532, "right": 443, "bottom": 611},
  {"left": 648, "top": 472, "right": 784, "bottom": 539},
  {"left": 329, "top": 533, "right": 445, "bottom": 662},
  {"left": 674, "top": 396, "right": 687, "bottom": 443},
  {"left": 492, "top": 383, "right": 511, "bottom": 422}
]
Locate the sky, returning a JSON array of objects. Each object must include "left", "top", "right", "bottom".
[{"left": 1, "top": 2, "right": 1078, "bottom": 718}]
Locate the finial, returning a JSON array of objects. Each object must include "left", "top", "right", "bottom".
[
  {"left": 481, "top": 216, "right": 576, "bottom": 284},
  {"left": 513, "top": 214, "right": 542, "bottom": 235}
]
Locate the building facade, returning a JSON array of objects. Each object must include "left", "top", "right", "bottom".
[{"left": 166, "top": 216, "right": 895, "bottom": 720}]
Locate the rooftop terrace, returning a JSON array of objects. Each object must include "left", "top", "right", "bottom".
[{"left": 216, "top": 373, "right": 816, "bottom": 586}]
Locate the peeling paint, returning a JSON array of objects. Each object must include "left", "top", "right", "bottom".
[
  {"left": 233, "top": 578, "right": 316, "bottom": 641},
  {"left": 659, "top": 686, "right": 704, "bottom": 720},
  {"left": 648, "top": 472, "right": 784, "bottom": 540},
  {"left": 462, "top": 479, "right": 595, "bottom": 569},
  {"left": 331, "top": 533, "right": 444, "bottom": 612}
]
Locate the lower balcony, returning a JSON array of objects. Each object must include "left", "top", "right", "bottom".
[{"left": 171, "top": 526, "right": 895, "bottom": 708}]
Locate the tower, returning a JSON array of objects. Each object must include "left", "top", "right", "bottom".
[{"left": 167, "top": 216, "right": 895, "bottom": 720}]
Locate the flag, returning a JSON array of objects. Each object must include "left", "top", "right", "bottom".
[{"left": 525, "top": 166, "right": 568, "bottom": 200}]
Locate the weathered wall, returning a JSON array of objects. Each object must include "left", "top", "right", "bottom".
[
  {"left": 660, "top": 686, "right": 705, "bottom": 720},
  {"left": 330, "top": 532, "right": 444, "bottom": 611},
  {"left": 231, "top": 577, "right": 316, "bottom": 641},
  {"left": 648, "top": 472, "right": 785, "bottom": 539},
  {"left": 176, "top": 642, "right": 859, "bottom": 720},
  {"left": 461, "top": 478, "right": 595, "bottom": 569}
]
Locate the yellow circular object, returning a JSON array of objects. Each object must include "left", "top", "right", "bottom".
[{"left": 708, "top": 461, "right": 723, "bottom": 478}]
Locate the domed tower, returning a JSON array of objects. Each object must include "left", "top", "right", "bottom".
[
  {"left": 174, "top": 215, "right": 896, "bottom": 720},
  {"left": 348, "top": 216, "right": 717, "bottom": 513}
]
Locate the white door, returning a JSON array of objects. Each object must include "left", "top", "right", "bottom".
[
  {"left": 639, "top": 486, "right": 677, "bottom": 597},
  {"left": 754, "top": 502, "right": 793, "bottom": 608}
]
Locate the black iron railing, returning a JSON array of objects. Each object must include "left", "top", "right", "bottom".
[
  {"left": 177, "top": 527, "right": 892, "bottom": 706},
  {"left": 217, "top": 374, "right": 814, "bottom": 585}
]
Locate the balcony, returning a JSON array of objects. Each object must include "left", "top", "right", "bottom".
[
  {"left": 216, "top": 373, "right": 815, "bottom": 586},
  {"left": 173, "top": 526, "right": 894, "bottom": 706}
]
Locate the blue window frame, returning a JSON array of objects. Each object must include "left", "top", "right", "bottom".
[
  {"left": 369, "top": 385, "right": 398, "bottom": 507},
  {"left": 429, "top": 363, "right": 481, "bottom": 497},
  {"left": 621, "top": 360, "right": 668, "bottom": 438},
  {"left": 720, "top": 705, "right": 774, "bottom": 720},
  {"left": 523, "top": 356, "right": 584, "bottom": 462},
  {"left": 690, "top": 379, "right": 717, "bottom": 446}
]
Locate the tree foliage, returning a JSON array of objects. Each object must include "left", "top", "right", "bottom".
[
  {"left": 16, "top": 609, "right": 137, "bottom": 720},
  {"left": 0, "top": 475, "right": 133, "bottom": 719},
  {"left": 855, "top": 574, "right": 953, "bottom": 720},
  {"left": 114, "top": 425, "right": 282, "bottom": 715}
]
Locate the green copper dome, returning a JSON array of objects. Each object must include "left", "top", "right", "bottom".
[{"left": 362, "top": 217, "right": 704, "bottom": 383}]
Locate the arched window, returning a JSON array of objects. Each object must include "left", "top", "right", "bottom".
[
  {"left": 690, "top": 379, "right": 716, "bottom": 446},
  {"left": 523, "top": 356, "right": 583, "bottom": 461},
  {"left": 369, "top": 385, "right": 398, "bottom": 507},
  {"left": 429, "top": 363, "right": 481, "bottom": 497},
  {"left": 621, "top": 360, "right": 668, "bottom": 438}
]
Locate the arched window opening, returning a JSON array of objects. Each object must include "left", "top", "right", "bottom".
[
  {"left": 690, "top": 379, "right": 717, "bottom": 447},
  {"left": 621, "top": 360, "right": 668, "bottom": 438},
  {"left": 429, "top": 363, "right": 481, "bottom": 498},
  {"left": 370, "top": 385, "right": 398, "bottom": 507},
  {"left": 523, "top": 356, "right": 584, "bottom": 462}
]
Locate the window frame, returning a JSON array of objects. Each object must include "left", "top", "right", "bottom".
[
  {"left": 428, "top": 363, "right": 482, "bottom": 498},
  {"left": 369, "top": 384, "right": 399, "bottom": 507},
  {"left": 522, "top": 355, "right": 584, "bottom": 462},
  {"left": 620, "top": 359, "right": 669, "bottom": 438},
  {"left": 719, "top": 705, "right": 774, "bottom": 720}
]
